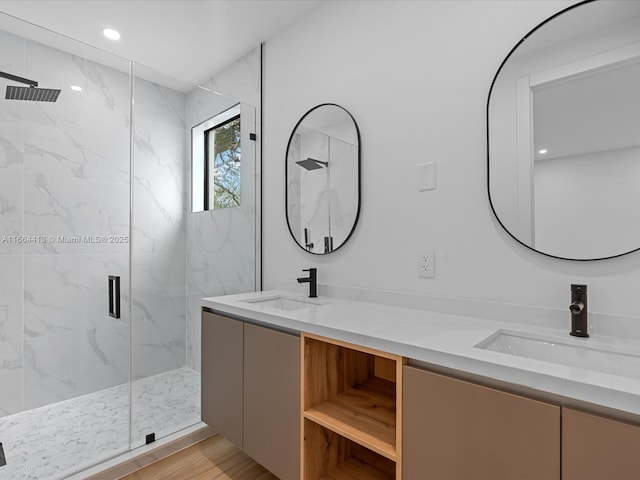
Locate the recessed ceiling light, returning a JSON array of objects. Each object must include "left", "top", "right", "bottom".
[
  {"left": 538, "top": 149, "right": 548, "bottom": 154},
  {"left": 102, "top": 28, "right": 121, "bottom": 40},
  {"left": 70, "top": 85, "right": 82, "bottom": 92}
]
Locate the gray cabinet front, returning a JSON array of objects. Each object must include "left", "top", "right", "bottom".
[
  {"left": 244, "top": 323, "right": 300, "bottom": 480},
  {"left": 402, "top": 366, "right": 560, "bottom": 480},
  {"left": 563, "top": 407, "right": 640, "bottom": 480},
  {"left": 201, "top": 311, "right": 244, "bottom": 448}
]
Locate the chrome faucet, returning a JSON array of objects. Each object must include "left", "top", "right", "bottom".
[
  {"left": 569, "top": 284, "right": 588, "bottom": 338},
  {"left": 297, "top": 268, "right": 317, "bottom": 298}
]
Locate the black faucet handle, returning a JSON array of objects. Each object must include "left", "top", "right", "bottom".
[{"left": 298, "top": 268, "right": 317, "bottom": 298}]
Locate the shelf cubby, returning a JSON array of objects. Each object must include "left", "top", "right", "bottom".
[
  {"left": 301, "top": 333, "right": 404, "bottom": 479},
  {"left": 304, "top": 419, "right": 396, "bottom": 480}
]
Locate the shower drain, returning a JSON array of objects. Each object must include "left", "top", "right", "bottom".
[
  {"left": 17, "top": 465, "right": 36, "bottom": 475},
  {"left": 0, "top": 443, "right": 36, "bottom": 477},
  {"left": 0, "top": 464, "right": 36, "bottom": 477}
]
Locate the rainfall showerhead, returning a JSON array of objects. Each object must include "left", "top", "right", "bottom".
[
  {"left": 296, "top": 157, "right": 328, "bottom": 171},
  {"left": 0, "top": 71, "right": 61, "bottom": 103},
  {"left": 6, "top": 86, "right": 61, "bottom": 102}
]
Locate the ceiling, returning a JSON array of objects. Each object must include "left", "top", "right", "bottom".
[{"left": 0, "top": 0, "right": 322, "bottom": 91}]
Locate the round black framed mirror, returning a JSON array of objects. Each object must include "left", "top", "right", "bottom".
[
  {"left": 285, "top": 104, "right": 361, "bottom": 254},
  {"left": 488, "top": 0, "right": 640, "bottom": 260}
]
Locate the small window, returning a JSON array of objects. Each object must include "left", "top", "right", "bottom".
[{"left": 192, "top": 104, "right": 241, "bottom": 212}]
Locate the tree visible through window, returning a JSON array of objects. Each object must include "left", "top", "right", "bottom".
[{"left": 205, "top": 115, "right": 241, "bottom": 209}]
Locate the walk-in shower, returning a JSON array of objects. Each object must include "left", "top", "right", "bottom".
[{"left": 0, "top": 11, "right": 258, "bottom": 480}]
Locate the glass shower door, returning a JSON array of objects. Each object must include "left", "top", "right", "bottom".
[
  {"left": 129, "top": 65, "right": 197, "bottom": 448},
  {"left": 0, "top": 17, "right": 133, "bottom": 479}
]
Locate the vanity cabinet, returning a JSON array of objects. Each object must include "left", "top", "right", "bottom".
[
  {"left": 201, "top": 310, "right": 300, "bottom": 480},
  {"left": 402, "top": 366, "right": 560, "bottom": 480},
  {"left": 562, "top": 407, "right": 640, "bottom": 480},
  {"left": 202, "top": 301, "right": 640, "bottom": 480}
]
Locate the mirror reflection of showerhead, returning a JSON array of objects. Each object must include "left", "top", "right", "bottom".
[
  {"left": 296, "top": 157, "right": 328, "bottom": 171},
  {"left": 1, "top": 71, "right": 61, "bottom": 103}
]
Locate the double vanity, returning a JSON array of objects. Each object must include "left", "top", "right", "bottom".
[{"left": 202, "top": 290, "right": 640, "bottom": 480}]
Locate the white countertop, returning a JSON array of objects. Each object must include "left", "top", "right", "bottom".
[{"left": 202, "top": 290, "right": 640, "bottom": 418}]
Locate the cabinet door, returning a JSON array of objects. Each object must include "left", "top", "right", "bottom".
[
  {"left": 563, "top": 407, "right": 640, "bottom": 480},
  {"left": 243, "top": 323, "right": 300, "bottom": 480},
  {"left": 403, "top": 366, "right": 560, "bottom": 480},
  {"left": 201, "top": 311, "right": 244, "bottom": 448}
]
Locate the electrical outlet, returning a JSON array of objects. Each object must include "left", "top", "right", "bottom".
[{"left": 417, "top": 249, "right": 435, "bottom": 278}]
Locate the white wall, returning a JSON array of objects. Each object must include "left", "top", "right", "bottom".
[{"left": 262, "top": 1, "right": 640, "bottom": 320}]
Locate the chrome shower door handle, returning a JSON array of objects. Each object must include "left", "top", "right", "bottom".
[{"left": 108, "top": 275, "right": 121, "bottom": 319}]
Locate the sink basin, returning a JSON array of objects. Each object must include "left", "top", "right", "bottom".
[
  {"left": 242, "top": 295, "right": 319, "bottom": 311},
  {"left": 476, "top": 330, "right": 640, "bottom": 380}
]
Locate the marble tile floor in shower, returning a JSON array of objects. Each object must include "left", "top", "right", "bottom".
[{"left": 0, "top": 367, "right": 200, "bottom": 480}]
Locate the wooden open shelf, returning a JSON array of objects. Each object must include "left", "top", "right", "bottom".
[
  {"left": 304, "top": 377, "right": 396, "bottom": 460},
  {"left": 301, "top": 333, "right": 404, "bottom": 479},
  {"left": 304, "top": 419, "right": 395, "bottom": 480},
  {"left": 324, "top": 458, "right": 393, "bottom": 480}
]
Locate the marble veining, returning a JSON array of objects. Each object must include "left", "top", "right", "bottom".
[
  {"left": 132, "top": 76, "right": 187, "bottom": 380},
  {"left": 185, "top": 47, "right": 260, "bottom": 373},
  {"left": 0, "top": 367, "right": 200, "bottom": 480}
]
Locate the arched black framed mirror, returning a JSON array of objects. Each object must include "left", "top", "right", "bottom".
[
  {"left": 488, "top": 0, "right": 640, "bottom": 260},
  {"left": 285, "top": 103, "right": 361, "bottom": 254}
]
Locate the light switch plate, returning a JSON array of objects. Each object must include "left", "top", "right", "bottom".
[{"left": 418, "top": 162, "right": 436, "bottom": 191}]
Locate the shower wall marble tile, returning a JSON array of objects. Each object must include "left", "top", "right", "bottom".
[
  {"left": 0, "top": 256, "right": 22, "bottom": 344},
  {"left": 22, "top": 40, "right": 130, "bottom": 256},
  {"left": 132, "top": 254, "right": 186, "bottom": 380},
  {"left": 132, "top": 77, "right": 187, "bottom": 380},
  {"left": 12, "top": 33, "right": 130, "bottom": 409},
  {"left": 22, "top": 253, "right": 130, "bottom": 409},
  {"left": 12, "top": 36, "right": 134, "bottom": 411},
  {"left": 0, "top": 340, "right": 21, "bottom": 417},
  {"left": 0, "top": 24, "right": 25, "bottom": 419},
  {"left": 0, "top": 26, "right": 191, "bottom": 417},
  {"left": 23, "top": 174, "right": 130, "bottom": 255},
  {"left": 0, "top": 31, "right": 25, "bottom": 256},
  {"left": 185, "top": 47, "right": 260, "bottom": 372},
  {"left": 0, "top": 125, "right": 24, "bottom": 256}
]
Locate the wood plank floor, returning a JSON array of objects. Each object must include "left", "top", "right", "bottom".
[{"left": 120, "top": 435, "right": 279, "bottom": 480}]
